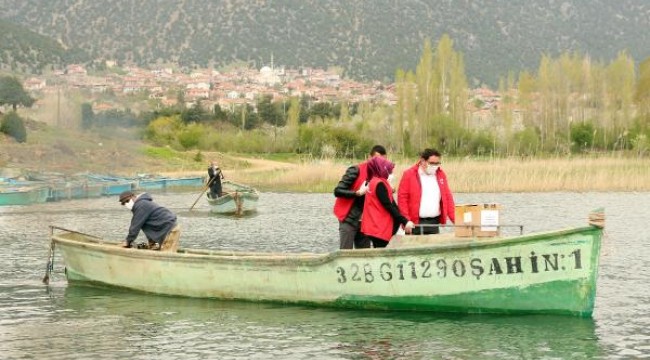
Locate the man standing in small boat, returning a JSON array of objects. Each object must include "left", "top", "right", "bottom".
[
  {"left": 208, "top": 161, "right": 225, "bottom": 199},
  {"left": 397, "top": 148, "right": 455, "bottom": 235},
  {"left": 333, "top": 145, "right": 387, "bottom": 249},
  {"left": 119, "top": 191, "right": 180, "bottom": 251}
]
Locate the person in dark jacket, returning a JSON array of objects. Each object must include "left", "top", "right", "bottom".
[
  {"left": 333, "top": 145, "right": 386, "bottom": 249},
  {"left": 119, "top": 191, "right": 179, "bottom": 250},
  {"left": 208, "top": 161, "right": 225, "bottom": 199}
]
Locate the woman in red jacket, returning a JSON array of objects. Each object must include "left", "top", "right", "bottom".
[
  {"left": 397, "top": 148, "right": 455, "bottom": 235},
  {"left": 361, "top": 157, "right": 414, "bottom": 248}
]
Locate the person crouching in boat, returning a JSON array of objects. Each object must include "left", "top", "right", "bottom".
[
  {"left": 119, "top": 191, "right": 180, "bottom": 251},
  {"left": 361, "top": 157, "right": 414, "bottom": 248}
]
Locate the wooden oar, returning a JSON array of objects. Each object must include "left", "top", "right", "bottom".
[{"left": 189, "top": 175, "right": 216, "bottom": 211}]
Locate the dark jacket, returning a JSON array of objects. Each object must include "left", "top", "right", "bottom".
[
  {"left": 208, "top": 167, "right": 224, "bottom": 188},
  {"left": 126, "top": 193, "right": 177, "bottom": 246},
  {"left": 333, "top": 165, "right": 365, "bottom": 224}
]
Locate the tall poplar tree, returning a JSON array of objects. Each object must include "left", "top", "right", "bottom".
[
  {"left": 635, "top": 57, "right": 650, "bottom": 119},
  {"left": 415, "top": 39, "right": 435, "bottom": 150},
  {"left": 606, "top": 51, "right": 635, "bottom": 132},
  {"left": 285, "top": 96, "right": 300, "bottom": 148}
]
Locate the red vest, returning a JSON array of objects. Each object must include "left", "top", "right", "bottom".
[
  {"left": 361, "top": 177, "right": 394, "bottom": 241},
  {"left": 397, "top": 164, "right": 455, "bottom": 224},
  {"left": 333, "top": 162, "right": 368, "bottom": 221}
]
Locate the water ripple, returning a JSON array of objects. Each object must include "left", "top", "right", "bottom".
[{"left": 0, "top": 192, "right": 649, "bottom": 359}]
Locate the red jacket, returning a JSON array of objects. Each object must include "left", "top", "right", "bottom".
[
  {"left": 397, "top": 164, "right": 455, "bottom": 224},
  {"left": 333, "top": 162, "right": 368, "bottom": 221},
  {"left": 361, "top": 177, "right": 395, "bottom": 241}
]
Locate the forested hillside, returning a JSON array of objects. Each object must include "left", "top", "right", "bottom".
[
  {"left": 1, "top": 0, "right": 649, "bottom": 85},
  {"left": 0, "top": 18, "right": 87, "bottom": 74}
]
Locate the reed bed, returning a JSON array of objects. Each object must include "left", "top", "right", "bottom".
[{"left": 227, "top": 156, "right": 650, "bottom": 193}]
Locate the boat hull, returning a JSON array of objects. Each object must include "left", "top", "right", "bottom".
[
  {"left": 0, "top": 186, "right": 50, "bottom": 205},
  {"left": 207, "top": 192, "right": 259, "bottom": 215},
  {"left": 164, "top": 176, "right": 205, "bottom": 189},
  {"left": 48, "top": 182, "right": 104, "bottom": 201},
  {"left": 207, "top": 181, "right": 259, "bottom": 215},
  {"left": 136, "top": 179, "right": 166, "bottom": 191},
  {"left": 53, "top": 225, "right": 602, "bottom": 316},
  {"left": 101, "top": 182, "right": 134, "bottom": 196}
]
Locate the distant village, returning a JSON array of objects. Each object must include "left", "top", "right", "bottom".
[{"left": 20, "top": 61, "right": 505, "bottom": 129}]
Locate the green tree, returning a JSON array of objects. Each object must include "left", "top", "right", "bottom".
[
  {"left": 285, "top": 97, "right": 300, "bottom": 148},
  {"left": 634, "top": 57, "right": 650, "bottom": 119},
  {"left": 81, "top": 103, "right": 94, "bottom": 129},
  {"left": 415, "top": 39, "right": 435, "bottom": 150},
  {"left": 570, "top": 122, "right": 595, "bottom": 152},
  {"left": 605, "top": 51, "right": 635, "bottom": 131},
  {"left": 0, "top": 76, "right": 35, "bottom": 111},
  {"left": 510, "top": 128, "right": 540, "bottom": 156},
  {"left": 213, "top": 104, "right": 228, "bottom": 122},
  {"left": 144, "top": 115, "right": 182, "bottom": 146},
  {"left": 228, "top": 104, "right": 259, "bottom": 130},
  {"left": 256, "top": 94, "right": 283, "bottom": 126},
  {"left": 178, "top": 123, "right": 205, "bottom": 149},
  {"left": 181, "top": 101, "right": 209, "bottom": 124},
  {"left": 1, "top": 111, "right": 27, "bottom": 143},
  {"left": 435, "top": 34, "right": 467, "bottom": 124}
]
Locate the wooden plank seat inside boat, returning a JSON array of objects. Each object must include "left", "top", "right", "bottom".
[{"left": 54, "top": 230, "right": 329, "bottom": 260}]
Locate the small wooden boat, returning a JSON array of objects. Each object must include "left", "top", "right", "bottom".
[
  {"left": 47, "top": 210, "right": 605, "bottom": 317},
  {"left": 85, "top": 174, "right": 136, "bottom": 196},
  {"left": 136, "top": 177, "right": 167, "bottom": 191},
  {"left": 48, "top": 181, "right": 104, "bottom": 201},
  {"left": 206, "top": 180, "right": 259, "bottom": 216},
  {"left": 0, "top": 185, "right": 50, "bottom": 206},
  {"left": 164, "top": 176, "right": 205, "bottom": 189},
  {"left": 100, "top": 181, "right": 135, "bottom": 196},
  {"left": 135, "top": 175, "right": 206, "bottom": 191}
]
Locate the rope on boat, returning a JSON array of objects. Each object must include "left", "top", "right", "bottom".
[
  {"left": 234, "top": 191, "right": 243, "bottom": 216},
  {"left": 588, "top": 208, "right": 605, "bottom": 228},
  {"left": 42, "top": 227, "right": 56, "bottom": 285},
  {"left": 41, "top": 225, "right": 100, "bottom": 285}
]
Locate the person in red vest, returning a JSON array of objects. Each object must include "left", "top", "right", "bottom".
[
  {"left": 333, "top": 145, "right": 387, "bottom": 249},
  {"left": 397, "top": 148, "right": 455, "bottom": 235},
  {"left": 361, "top": 156, "right": 414, "bottom": 248}
]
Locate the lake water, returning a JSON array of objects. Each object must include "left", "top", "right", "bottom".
[{"left": 0, "top": 192, "right": 648, "bottom": 359}]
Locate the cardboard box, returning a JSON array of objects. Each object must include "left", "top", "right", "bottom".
[{"left": 454, "top": 203, "right": 501, "bottom": 237}]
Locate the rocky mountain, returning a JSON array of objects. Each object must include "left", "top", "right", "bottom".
[
  {"left": 0, "top": 18, "right": 86, "bottom": 74},
  {"left": 1, "top": 0, "right": 649, "bottom": 85}
]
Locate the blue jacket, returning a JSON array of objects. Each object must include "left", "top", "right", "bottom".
[{"left": 126, "top": 193, "right": 177, "bottom": 246}]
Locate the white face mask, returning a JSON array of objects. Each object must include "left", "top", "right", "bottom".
[
  {"left": 427, "top": 165, "right": 439, "bottom": 175},
  {"left": 387, "top": 174, "right": 395, "bottom": 186},
  {"left": 124, "top": 199, "right": 135, "bottom": 210}
]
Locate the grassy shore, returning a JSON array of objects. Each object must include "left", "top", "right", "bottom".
[
  {"left": 2, "top": 125, "right": 648, "bottom": 193},
  {"left": 226, "top": 156, "right": 650, "bottom": 193}
]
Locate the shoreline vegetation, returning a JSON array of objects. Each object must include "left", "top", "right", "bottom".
[
  {"left": 161, "top": 154, "right": 650, "bottom": 193},
  {"left": 2, "top": 131, "right": 648, "bottom": 193}
]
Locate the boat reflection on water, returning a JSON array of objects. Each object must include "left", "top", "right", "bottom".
[{"left": 57, "top": 285, "right": 604, "bottom": 359}]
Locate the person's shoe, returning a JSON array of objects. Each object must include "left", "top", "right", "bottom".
[{"left": 150, "top": 243, "right": 161, "bottom": 250}]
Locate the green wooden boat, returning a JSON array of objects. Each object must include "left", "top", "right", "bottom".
[
  {"left": 47, "top": 211, "right": 604, "bottom": 317},
  {"left": 0, "top": 185, "right": 50, "bottom": 206},
  {"left": 206, "top": 180, "right": 259, "bottom": 216}
]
